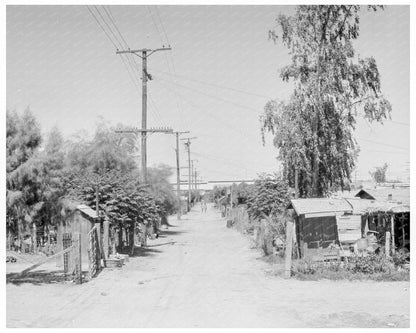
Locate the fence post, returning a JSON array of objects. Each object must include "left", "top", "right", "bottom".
[
  {"left": 103, "top": 217, "right": 109, "bottom": 260},
  {"left": 78, "top": 233, "right": 82, "bottom": 284},
  {"left": 390, "top": 215, "right": 395, "bottom": 254},
  {"left": 385, "top": 231, "right": 391, "bottom": 257},
  {"left": 285, "top": 212, "right": 294, "bottom": 279}
]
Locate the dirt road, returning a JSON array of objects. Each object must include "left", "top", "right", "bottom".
[{"left": 6, "top": 204, "right": 410, "bottom": 328}]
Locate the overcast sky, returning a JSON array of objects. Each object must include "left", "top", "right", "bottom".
[{"left": 6, "top": 5, "right": 410, "bottom": 184}]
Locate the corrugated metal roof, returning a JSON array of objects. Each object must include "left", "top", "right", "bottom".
[
  {"left": 77, "top": 204, "right": 98, "bottom": 219},
  {"left": 289, "top": 198, "right": 352, "bottom": 216}
]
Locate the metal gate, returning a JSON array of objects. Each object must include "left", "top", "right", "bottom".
[{"left": 63, "top": 232, "right": 72, "bottom": 273}]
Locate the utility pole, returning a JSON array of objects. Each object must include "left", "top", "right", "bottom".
[
  {"left": 190, "top": 160, "right": 194, "bottom": 192},
  {"left": 116, "top": 46, "right": 171, "bottom": 183},
  {"left": 181, "top": 137, "right": 197, "bottom": 211},
  {"left": 171, "top": 131, "right": 189, "bottom": 220}
]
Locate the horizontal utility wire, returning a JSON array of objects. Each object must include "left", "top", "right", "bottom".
[
  {"left": 153, "top": 79, "right": 255, "bottom": 145},
  {"left": 156, "top": 76, "right": 261, "bottom": 114},
  {"left": 356, "top": 137, "right": 408, "bottom": 151},
  {"left": 153, "top": 68, "right": 275, "bottom": 100},
  {"left": 192, "top": 151, "right": 260, "bottom": 174}
]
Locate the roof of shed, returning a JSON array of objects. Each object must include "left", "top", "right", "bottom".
[
  {"left": 346, "top": 198, "right": 410, "bottom": 214},
  {"left": 289, "top": 198, "right": 353, "bottom": 216},
  {"left": 355, "top": 187, "right": 410, "bottom": 205},
  {"left": 77, "top": 204, "right": 98, "bottom": 219}
]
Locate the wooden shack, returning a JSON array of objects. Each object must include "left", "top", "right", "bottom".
[
  {"left": 289, "top": 198, "right": 353, "bottom": 259},
  {"left": 290, "top": 190, "right": 410, "bottom": 260},
  {"left": 57, "top": 204, "right": 99, "bottom": 266}
]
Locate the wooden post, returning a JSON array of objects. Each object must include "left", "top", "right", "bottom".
[
  {"left": 285, "top": 217, "right": 294, "bottom": 279},
  {"left": 390, "top": 215, "right": 395, "bottom": 254},
  {"left": 78, "top": 233, "right": 82, "bottom": 284},
  {"left": 385, "top": 231, "right": 391, "bottom": 257},
  {"left": 175, "top": 132, "right": 182, "bottom": 220},
  {"left": 95, "top": 221, "right": 102, "bottom": 267},
  {"left": 56, "top": 222, "right": 63, "bottom": 267},
  {"left": 103, "top": 217, "right": 109, "bottom": 260}
]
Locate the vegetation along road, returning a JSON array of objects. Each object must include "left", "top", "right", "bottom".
[{"left": 7, "top": 204, "right": 409, "bottom": 328}]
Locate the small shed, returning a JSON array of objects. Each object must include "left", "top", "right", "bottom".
[
  {"left": 355, "top": 187, "right": 410, "bottom": 205},
  {"left": 289, "top": 198, "right": 353, "bottom": 256},
  {"left": 58, "top": 204, "right": 99, "bottom": 265}
]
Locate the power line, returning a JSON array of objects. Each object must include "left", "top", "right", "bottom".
[
  {"left": 86, "top": 6, "right": 118, "bottom": 50},
  {"left": 147, "top": 6, "right": 189, "bottom": 134},
  {"left": 357, "top": 137, "right": 408, "bottom": 151},
  {"left": 156, "top": 76, "right": 260, "bottom": 115},
  {"left": 153, "top": 79, "right": 255, "bottom": 144},
  {"left": 102, "top": 6, "right": 129, "bottom": 49},
  {"left": 387, "top": 119, "right": 409, "bottom": 126},
  {"left": 154, "top": 6, "right": 170, "bottom": 46},
  {"left": 191, "top": 151, "right": 259, "bottom": 174},
  {"left": 153, "top": 68, "right": 275, "bottom": 100},
  {"left": 93, "top": 5, "right": 124, "bottom": 50},
  {"left": 147, "top": 6, "right": 165, "bottom": 46}
]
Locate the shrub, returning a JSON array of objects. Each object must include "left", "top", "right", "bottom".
[
  {"left": 290, "top": 253, "right": 409, "bottom": 281},
  {"left": 346, "top": 254, "right": 395, "bottom": 274}
]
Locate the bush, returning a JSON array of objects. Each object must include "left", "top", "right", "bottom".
[
  {"left": 346, "top": 254, "right": 394, "bottom": 274},
  {"left": 290, "top": 254, "right": 409, "bottom": 281}
]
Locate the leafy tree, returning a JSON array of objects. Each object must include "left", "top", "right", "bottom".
[
  {"left": 246, "top": 173, "right": 291, "bottom": 221},
  {"left": 369, "top": 163, "right": 388, "bottom": 183},
  {"left": 6, "top": 108, "right": 43, "bottom": 241},
  {"left": 234, "top": 182, "right": 253, "bottom": 205},
  {"left": 262, "top": 5, "right": 391, "bottom": 197},
  {"left": 210, "top": 186, "right": 227, "bottom": 202},
  {"left": 147, "top": 164, "right": 177, "bottom": 225}
]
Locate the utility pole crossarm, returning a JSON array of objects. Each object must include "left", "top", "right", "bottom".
[
  {"left": 116, "top": 47, "right": 171, "bottom": 57},
  {"left": 115, "top": 127, "right": 173, "bottom": 134}
]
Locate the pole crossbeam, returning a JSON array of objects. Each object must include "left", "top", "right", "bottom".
[
  {"left": 116, "top": 47, "right": 171, "bottom": 57},
  {"left": 115, "top": 127, "right": 173, "bottom": 134}
]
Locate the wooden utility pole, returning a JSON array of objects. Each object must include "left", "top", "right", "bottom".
[
  {"left": 194, "top": 169, "right": 198, "bottom": 198},
  {"left": 116, "top": 47, "right": 171, "bottom": 183},
  {"left": 181, "top": 137, "right": 197, "bottom": 211},
  {"left": 171, "top": 131, "right": 189, "bottom": 220},
  {"left": 190, "top": 160, "right": 194, "bottom": 192}
]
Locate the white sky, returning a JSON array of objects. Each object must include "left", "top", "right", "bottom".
[{"left": 6, "top": 5, "right": 410, "bottom": 184}]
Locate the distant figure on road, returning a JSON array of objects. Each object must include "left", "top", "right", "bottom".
[{"left": 201, "top": 200, "right": 207, "bottom": 213}]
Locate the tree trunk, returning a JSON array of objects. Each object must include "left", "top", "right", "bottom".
[{"left": 130, "top": 222, "right": 136, "bottom": 255}]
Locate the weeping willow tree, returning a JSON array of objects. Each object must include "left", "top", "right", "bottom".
[{"left": 261, "top": 5, "right": 391, "bottom": 197}]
